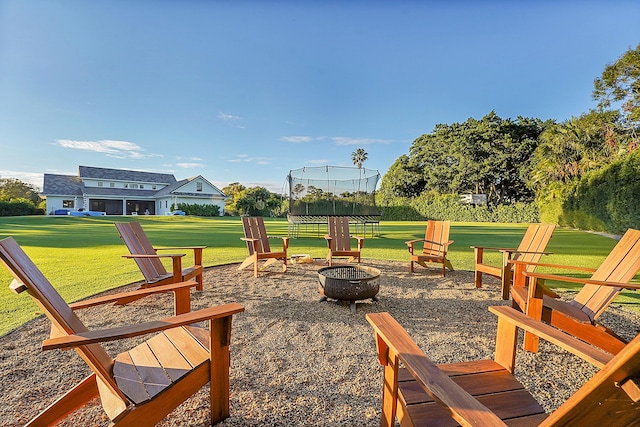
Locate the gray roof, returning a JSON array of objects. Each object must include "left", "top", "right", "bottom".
[
  {"left": 153, "top": 178, "right": 189, "bottom": 197},
  {"left": 42, "top": 174, "right": 84, "bottom": 196},
  {"left": 154, "top": 176, "right": 228, "bottom": 198},
  {"left": 43, "top": 168, "right": 226, "bottom": 200},
  {"left": 82, "top": 187, "right": 160, "bottom": 198},
  {"left": 79, "top": 166, "right": 177, "bottom": 184}
]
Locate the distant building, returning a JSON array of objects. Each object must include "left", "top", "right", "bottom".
[
  {"left": 459, "top": 194, "right": 487, "bottom": 205},
  {"left": 42, "top": 166, "right": 227, "bottom": 215}
]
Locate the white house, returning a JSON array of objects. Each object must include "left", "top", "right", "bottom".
[{"left": 42, "top": 166, "right": 227, "bottom": 216}]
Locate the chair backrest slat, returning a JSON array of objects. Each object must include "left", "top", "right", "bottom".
[
  {"left": 115, "top": 222, "right": 168, "bottom": 281},
  {"left": 514, "top": 223, "right": 556, "bottom": 270},
  {"left": 242, "top": 217, "right": 271, "bottom": 255},
  {"left": 328, "top": 217, "right": 351, "bottom": 251},
  {"left": 572, "top": 229, "right": 640, "bottom": 319},
  {"left": 422, "top": 220, "right": 450, "bottom": 254}
]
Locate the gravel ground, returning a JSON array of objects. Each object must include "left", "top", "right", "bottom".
[{"left": 1, "top": 259, "right": 639, "bottom": 426}]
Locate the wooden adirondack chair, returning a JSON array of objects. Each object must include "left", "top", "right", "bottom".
[
  {"left": 0, "top": 236, "right": 244, "bottom": 426},
  {"left": 472, "top": 223, "right": 556, "bottom": 300},
  {"left": 115, "top": 221, "right": 205, "bottom": 291},
  {"left": 367, "top": 306, "right": 640, "bottom": 427},
  {"left": 238, "top": 216, "right": 289, "bottom": 277},
  {"left": 511, "top": 228, "right": 640, "bottom": 354},
  {"left": 324, "top": 216, "right": 363, "bottom": 266},
  {"left": 405, "top": 220, "right": 454, "bottom": 277}
]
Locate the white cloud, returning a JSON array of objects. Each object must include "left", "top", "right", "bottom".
[
  {"left": 307, "top": 159, "right": 330, "bottom": 165},
  {"left": 0, "top": 170, "right": 44, "bottom": 190},
  {"left": 227, "top": 154, "right": 269, "bottom": 165},
  {"left": 281, "top": 135, "right": 314, "bottom": 143},
  {"left": 178, "top": 156, "right": 203, "bottom": 161},
  {"left": 218, "top": 112, "right": 246, "bottom": 127},
  {"left": 55, "top": 139, "right": 162, "bottom": 159},
  {"left": 218, "top": 112, "right": 241, "bottom": 121},
  {"left": 176, "top": 162, "right": 204, "bottom": 168}
]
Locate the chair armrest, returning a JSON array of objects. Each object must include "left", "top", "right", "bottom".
[
  {"left": 354, "top": 236, "right": 364, "bottom": 250},
  {"left": 69, "top": 281, "right": 199, "bottom": 310},
  {"left": 523, "top": 271, "right": 640, "bottom": 290},
  {"left": 470, "top": 246, "right": 516, "bottom": 251},
  {"left": 488, "top": 306, "right": 613, "bottom": 367},
  {"left": 122, "top": 253, "right": 186, "bottom": 259},
  {"left": 42, "top": 303, "right": 245, "bottom": 351},
  {"left": 509, "top": 260, "right": 597, "bottom": 273},
  {"left": 155, "top": 246, "right": 206, "bottom": 251},
  {"left": 367, "top": 312, "right": 508, "bottom": 426},
  {"left": 269, "top": 236, "right": 289, "bottom": 250},
  {"left": 405, "top": 239, "right": 422, "bottom": 246},
  {"left": 407, "top": 239, "right": 447, "bottom": 247},
  {"left": 505, "top": 250, "right": 552, "bottom": 255}
]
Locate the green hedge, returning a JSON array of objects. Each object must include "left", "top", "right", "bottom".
[
  {"left": 176, "top": 203, "right": 221, "bottom": 217},
  {"left": 555, "top": 149, "right": 640, "bottom": 233},
  {"left": 379, "top": 193, "right": 539, "bottom": 223},
  {"left": 0, "top": 199, "right": 44, "bottom": 216}
]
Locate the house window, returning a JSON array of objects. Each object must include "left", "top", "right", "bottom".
[
  {"left": 62, "top": 200, "right": 74, "bottom": 208},
  {"left": 110, "top": 182, "right": 115, "bottom": 187},
  {"left": 196, "top": 182, "right": 202, "bottom": 192},
  {"left": 165, "top": 201, "right": 168, "bottom": 208},
  {"left": 140, "top": 184, "right": 144, "bottom": 189},
  {"left": 98, "top": 181, "right": 103, "bottom": 187},
  {"left": 152, "top": 185, "right": 157, "bottom": 190},
  {"left": 124, "top": 183, "right": 128, "bottom": 188}
]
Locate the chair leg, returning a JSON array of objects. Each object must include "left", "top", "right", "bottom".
[
  {"left": 209, "top": 317, "right": 232, "bottom": 424},
  {"left": 238, "top": 256, "right": 254, "bottom": 271},
  {"left": 26, "top": 374, "right": 99, "bottom": 427},
  {"left": 195, "top": 272, "right": 203, "bottom": 291},
  {"left": 501, "top": 268, "right": 512, "bottom": 300},
  {"left": 474, "top": 270, "right": 483, "bottom": 288},
  {"left": 473, "top": 247, "right": 483, "bottom": 288}
]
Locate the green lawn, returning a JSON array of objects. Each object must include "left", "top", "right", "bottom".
[{"left": 0, "top": 215, "right": 636, "bottom": 336}]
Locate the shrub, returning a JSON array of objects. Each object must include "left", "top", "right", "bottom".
[
  {"left": 176, "top": 203, "right": 221, "bottom": 217},
  {"left": 558, "top": 149, "right": 640, "bottom": 233},
  {"left": 0, "top": 199, "right": 44, "bottom": 216},
  {"left": 378, "top": 193, "right": 539, "bottom": 223}
]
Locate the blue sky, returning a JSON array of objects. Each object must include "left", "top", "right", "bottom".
[{"left": 1, "top": 1, "right": 639, "bottom": 194}]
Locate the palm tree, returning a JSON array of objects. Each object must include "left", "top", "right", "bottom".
[{"left": 351, "top": 148, "right": 368, "bottom": 169}]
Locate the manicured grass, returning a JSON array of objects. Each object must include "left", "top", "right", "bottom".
[{"left": 0, "top": 216, "right": 635, "bottom": 336}]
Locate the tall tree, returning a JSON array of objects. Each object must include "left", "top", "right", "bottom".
[
  {"left": 528, "top": 110, "right": 623, "bottom": 193},
  {"left": 0, "top": 178, "right": 40, "bottom": 203},
  {"left": 388, "top": 112, "right": 544, "bottom": 205},
  {"left": 593, "top": 43, "right": 640, "bottom": 145},
  {"left": 351, "top": 148, "right": 368, "bottom": 169}
]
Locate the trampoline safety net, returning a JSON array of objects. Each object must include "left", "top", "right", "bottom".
[{"left": 287, "top": 166, "right": 380, "bottom": 216}]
